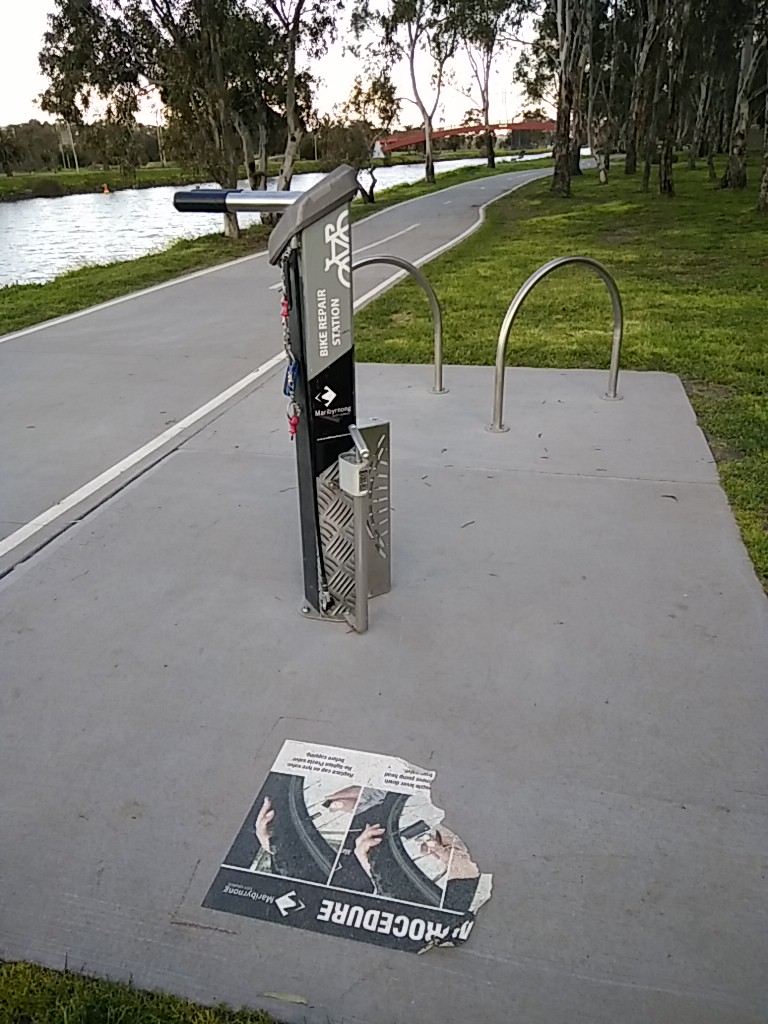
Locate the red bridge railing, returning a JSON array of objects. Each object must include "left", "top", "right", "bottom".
[{"left": 379, "top": 121, "right": 555, "bottom": 153}]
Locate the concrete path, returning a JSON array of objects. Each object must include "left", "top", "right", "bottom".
[
  {"left": 1, "top": 364, "right": 766, "bottom": 1024},
  {"left": 0, "top": 165, "right": 550, "bottom": 573}
]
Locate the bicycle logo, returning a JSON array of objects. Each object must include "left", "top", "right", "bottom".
[{"left": 324, "top": 210, "right": 350, "bottom": 289}]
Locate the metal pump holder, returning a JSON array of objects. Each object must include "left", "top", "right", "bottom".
[{"left": 174, "top": 166, "right": 390, "bottom": 633}]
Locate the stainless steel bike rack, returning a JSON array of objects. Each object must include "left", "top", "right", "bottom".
[
  {"left": 489, "top": 256, "right": 624, "bottom": 433},
  {"left": 353, "top": 255, "right": 447, "bottom": 395}
]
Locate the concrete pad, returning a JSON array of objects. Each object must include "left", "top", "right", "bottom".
[
  {"left": 0, "top": 367, "right": 765, "bottom": 1024},
  {"left": 189, "top": 364, "right": 719, "bottom": 484}
]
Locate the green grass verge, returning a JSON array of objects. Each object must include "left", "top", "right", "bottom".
[
  {"left": 355, "top": 164, "right": 768, "bottom": 589},
  {"left": 0, "top": 157, "right": 552, "bottom": 336},
  {"left": 0, "top": 962, "right": 277, "bottom": 1023}
]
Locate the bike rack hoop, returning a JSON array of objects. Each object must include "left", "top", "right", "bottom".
[
  {"left": 489, "top": 256, "right": 624, "bottom": 433},
  {"left": 353, "top": 255, "right": 447, "bottom": 395}
]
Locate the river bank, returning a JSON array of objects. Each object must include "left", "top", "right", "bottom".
[
  {"left": 0, "top": 157, "right": 553, "bottom": 336},
  {"left": 0, "top": 148, "right": 546, "bottom": 203}
]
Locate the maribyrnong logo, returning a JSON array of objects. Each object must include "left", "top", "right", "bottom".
[
  {"left": 324, "top": 210, "right": 350, "bottom": 289},
  {"left": 275, "top": 890, "right": 306, "bottom": 916}
]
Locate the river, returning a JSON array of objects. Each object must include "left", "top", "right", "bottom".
[{"left": 0, "top": 154, "right": 548, "bottom": 288}]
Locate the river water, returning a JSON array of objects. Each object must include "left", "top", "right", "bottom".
[{"left": 0, "top": 154, "right": 546, "bottom": 288}]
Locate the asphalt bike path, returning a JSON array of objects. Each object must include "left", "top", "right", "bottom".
[{"left": 0, "top": 165, "right": 550, "bottom": 573}]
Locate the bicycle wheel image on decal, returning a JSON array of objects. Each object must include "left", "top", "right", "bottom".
[
  {"left": 203, "top": 740, "right": 493, "bottom": 953},
  {"left": 218, "top": 772, "right": 358, "bottom": 885}
]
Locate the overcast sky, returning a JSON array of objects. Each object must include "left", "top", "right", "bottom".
[{"left": 0, "top": 0, "right": 536, "bottom": 130}]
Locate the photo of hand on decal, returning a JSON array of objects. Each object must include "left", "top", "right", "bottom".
[
  {"left": 330, "top": 788, "right": 481, "bottom": 912},
  {"left": 223, "top": 772, "right": 365, "bottom": 885}
]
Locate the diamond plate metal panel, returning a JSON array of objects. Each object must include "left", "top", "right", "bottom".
[
  {"left": 315, "top": 420, "right": 391, "bottom": 619},
  {"left": 360, "top": 420, "right": 391, "bottom": 598},
  {"left": 316, "top": 462, "right": 355, "bottom": 618}
]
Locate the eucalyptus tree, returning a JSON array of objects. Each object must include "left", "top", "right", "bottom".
[
  {"left": 758, "top": 66, "right": 768, "bottom": 210},
  {"left": 340, "top": 72, "right": 401, "bottom": 200},
  {"left": 354, "top": 0, "right": 458, "bottom": 183},
  {"left": 0, "top": 128, "right": 22, "bottom": 176},
  {"left": 721, "top": 0, "right": 767, "bottom": 189},
  {"left": 258, "top": 0, "right": 344, "bottom": 189},
  {"left": 449, "top": 0, "right": 533, "bottom": 168}
]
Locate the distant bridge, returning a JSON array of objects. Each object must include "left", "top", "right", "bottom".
[{"left": 379, "top": 120, "right": 556, "bottom": 153}]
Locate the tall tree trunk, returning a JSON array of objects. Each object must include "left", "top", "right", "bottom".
[
  {"left": 570, "top": 127, "right": 583, "bottom": 174},
  {"left": 625, "top": 68, "right": 642, "bottom": 174},
  {"left": 357, "top": 166, "right": 377, "bottom": 203},
  {"left": 156, "top": 123, "right": 166, "bottom": 167},
  {"left": 758, "top": 67, "right": 768, "bottom": 212},
  {"left": 607, "top": 0, "right": 620, "bottom": 157},
  {"left": 68, "top": 123, "right": 79, "bottom": 173},
  {"left": 642, "top": 53, "right": 665, "bottom": 193},
  {"left": 483, "top": 77, "right": 495, "bottom": 168},
  {"left": 481, "top": 52, "right": 495, "bottom": 169},
  {"left": 723, "top": 4, "right": 760, "bottom": 190},
  {"left": 570, "top": 100, "right": 584, "bottom": 175},
  {"left": 625, "top": 0, "right": 662, "bottom": 175},
  {"left": 759, "top": 162, "right": 768, "bottom": 212},
  {"left": 625, "top": 130, "right": 638, "bottom": 174},
  {"left": 256, "top": 119, "right": 268, "bottom": 190},
  {"left": 659, "top": 0, "right": 692, "bottom": 195},
  {"left": 705, "top": 76, "right": 724, "bottom": 180},
  {"left": 570, "top": 37, "right": 588, "bottom": 176},
  {"left": 688, "top": 69, "right": 711, "bottom": 169},
  {"left": 235, "top": 116, "right": 256, "bottom": 189},
  {"left": 486, "top": 129, "right": 496, "bottom": 168},
  {"left": 586, "top": 0, "right": 609, "bottom": 187},
  {"left": 552, "top": 68, "right": 573, "bottom": 196},
  {"left": 409, "top": 39, "right": 436, "bottom": 184},
  {"left": 278, "top": 27, "right": 303, "bottom": 191},
  {"left": 552, "top": 0, "right": 576, "bottom": 197},
  {"left": 222, "top": 211, "right": 239, "bottom": 239},
  {"left": 424, "top": 118, "right": 436, "bottom": 183}
]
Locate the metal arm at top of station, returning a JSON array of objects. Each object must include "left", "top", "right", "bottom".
[
  {"left": 173, "top": 164, "right": 360, "bottom": 266},
  {"left": 173, "top": 190, "right": 302, "bottom": 215}
]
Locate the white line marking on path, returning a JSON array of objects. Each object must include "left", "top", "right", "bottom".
[
  {"left": 0, "top": 352, "right": 285, "bottom": 561},
  {"left": 268, "top": 222, "right": 420, "bottom": 289},
  {"left": 0, "top": 169, "right": 551, "bottom": 565},
  {"left": 356, "top": 221, "right": 419, "bottom": 254}
]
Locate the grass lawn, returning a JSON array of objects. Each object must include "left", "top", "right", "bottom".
[
  {"left": 355, "top": 165, "right": 768, "bottom": 590},
  {"left": 0, "top": 962, "right": 276, "bottom": 1024},
  {"left": 0, "top": 157, "right": 552, "bottom": 337}
]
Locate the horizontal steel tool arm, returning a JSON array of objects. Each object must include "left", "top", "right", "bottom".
[{"left": 173, "top": 189, "right": 302, "bottom": 214}]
